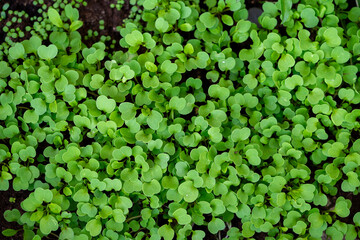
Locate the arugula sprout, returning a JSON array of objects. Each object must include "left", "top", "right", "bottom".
[{"left": 1, "top": 0, "right": 360, "bottom": 239}]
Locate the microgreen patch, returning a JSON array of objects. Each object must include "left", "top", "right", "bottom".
[{"left": 1, "top": 0, "right": 360, "bottom": 239}]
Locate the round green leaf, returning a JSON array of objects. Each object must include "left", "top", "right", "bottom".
[
  {"left": 40, "top": 215, "right": 59, "bottom": 235},
  {"left": 96, "top": 95, "right": 116, "bottom": 113},
  {"left": 85, "top": 219, "right": 102, "bottom": 236},
  {"left": 9, "top": 43, "right": 25, "bottom": 60},
  {"left": 37, "top": 45, "right": 58, "bottom": 60}
]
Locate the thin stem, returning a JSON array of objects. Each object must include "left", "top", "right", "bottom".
[
  {"left": 130, "top": 227, "right": 146, "bottom": 235},
  {"left": 87, "top": 91, "right": 99, "bottom": 97},
  {"left": 49, "top": 232, "right": 60, "bottom": 239},
  {"left": 133, "top": 77, "right": 140, "bottom": 85},
  {"left": 126, "top": 215, "right": 141, "bottom": 222},
  {"left": 356, "top": 0, "right": 359, "bottom": 8},
  {"left": 17, "top": 106, "right": 30, "bottom": 110}
]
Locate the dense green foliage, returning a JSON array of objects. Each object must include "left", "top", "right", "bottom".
[{"left": 1, "top": 0, "right": 360, "bottom": 239}]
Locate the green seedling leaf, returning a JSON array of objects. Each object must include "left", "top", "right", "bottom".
[
  {"left": 147, "top": 110, "right": 163, "bottom": 130},
  {"left": 231, "top": 128, "right": 251, "bottom": 142},
  {"left": 48, "top": 7, "right": 63, "bottom": 27},
  {"left": 3, "top": 209, "right": 21, "bottom": 222},
  {"left": 155, "top": 17, "right": 169, "bottom": 33},
  {"left": 161, "top": 60, "right": 177, "bottom": 74},
  {"left": 334, "top": 198, "right": 351, "bottom": 218},
  {"left": 40, "top": 215, "right": 59, "bottom": 235},
  {"left": 280, "top": 0, "right": 292, "bottom": 24},
  {"left": 2, "top": 229, "right": 18, "bottom": 237},
  {"left": 34, "top": 188, "right": 53, "bottom": 203},
  {"left": 246, "top": 149, "right": 261, "bottom": 166},
  {"left": 173, "top": 208, "right": 191, "bottom": 225},
  {"left": 278, "top": 54, "right": 295, "bottom": 72},
  {"left": 323, "top": 27, "right": 341, "bottom": 47},
  {"left": 158, "top": 224, "right": 174, "bottom": 240},
  {"left": 354, "top": 212, "right": 360, "bottom": 226},
  {"left": 65, "top": 4, "right": 79, "bottom": 21},
  {"left": 199, "top": 12, "right": 217, "bottom": 28},
  {"left": 37, "top": 45, "right": 58, "bottom": 60},
  {"left": 0, "top": 61, "right": 12, "bottom": 78},
  {"left": 96, "top": 95, "right": 116, "bottom": 113},
  {"left": 142, "top": 179, "right": 161, "bottom": 196},
  {"left": 208, "top": 218, "right": 225, "bottom": 234},
  {"left": 125, "top": 30, "right": 143, "bottom": 47},
  {"left": 9, "top": 43, "right": 25, "bottom": 60},
  {"left": 301, "top": 8, "right": 319, "bottom": 28},
  {"left": 178, "top": 181, "right": 199, "bottom": 202},
  {"left": 143, "top": 0, "right": 158, "bottom": 10},
  {"left": 73, "top": 188, "right": 90, "bottom": 202},
  {"left": 70, "top": 20, "right": 83, "bottom": 32},
  {"left": 86, "top": 219, "right": 102, "bottom": 236}
]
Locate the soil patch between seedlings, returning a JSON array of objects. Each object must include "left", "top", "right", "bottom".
[
  {"left": 78, "top": 0, "right": 130, "bottom": 47},
  {"left": 0, "top": 185, "right": 29, "bottom": 239},
  {"left": 0, "top": 0, "right": 39, "bottom": 42},
  {"left": 0, "top": 0, "right": 131, "bottom": 47}
]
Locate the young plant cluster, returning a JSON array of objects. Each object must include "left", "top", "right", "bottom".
[{"left": 1, "top": 0, "right": 360, "bottom": 239}]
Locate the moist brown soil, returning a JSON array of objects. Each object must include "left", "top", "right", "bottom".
[
  {"left": 0, "top": 184, "right": 29, "bottom": 240},
  {"left": 0, "top": 0, "right": 130, "bottom": 47},
  {"left": 78, "top": 0, "right": 130, "bottom": 47}
]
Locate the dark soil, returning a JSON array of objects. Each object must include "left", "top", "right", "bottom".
[
  {"left": 0, "top": 0, "right": 36, "bottom": 42},
  {"left": 78, "top": 0, "right": 130, "bottom": 47},
  {"left": 0, "top": 184, "right": 59, "bottom": 239},
  {"left": 0, "top": 0, "right": 130, "bottom": 47},
  {"left": 245, "top": 0, "right": 277, "bottom": 8},
  {"left": 0, "top": 184, "right": 29, "bottom": 239}
]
